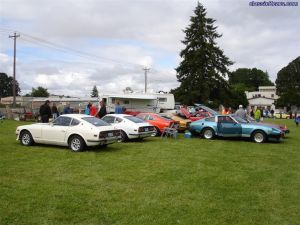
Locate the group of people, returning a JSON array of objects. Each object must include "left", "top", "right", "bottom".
[
  {"left": 84, "top": 101, "right": 107, "bottom": 118},
  {"left": 84, "top": 100, "right": 125, "bottom": 118},
  {"left": 39, "top": 101, "right": 74, "bottom": 123}
]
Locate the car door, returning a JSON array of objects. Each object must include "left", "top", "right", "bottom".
[
  {"left": 41, "top": 116, "right": 72, "bottom": 144},
  {"left": 217, "top": 116, "right": 242, "bottom": 137}
]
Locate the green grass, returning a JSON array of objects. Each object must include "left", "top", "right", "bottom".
[{"left": 0, "top": 119, "right": 300, "bottom": 225}]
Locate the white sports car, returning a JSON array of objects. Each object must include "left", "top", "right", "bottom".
[
  {"left": 16, "top": 114, "right": 120, "bottom": 152},
  {"left": 101, "top": 114, "right": 156, "bottom": 141}
]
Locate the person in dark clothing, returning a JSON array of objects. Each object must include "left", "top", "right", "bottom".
[
  {"left": 51, "top": 103, "right": 59, "bottom": 119},
  {"left": 97, "top": 100, "right": 107, "bottom": 118},
  {"left": 39, "top": 100, "right": 52, "bottom": 123}
]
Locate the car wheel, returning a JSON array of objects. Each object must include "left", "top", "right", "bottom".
[
  {"left": 69, "top": 135, "right": 85, "bottom": 152},
  {"left": 252, "top": 131, "right": 266, "bottom": 143},
  {"left": 20, "top": 130, "right": 34, "bottom": 146},
  {"left": 202, "top": 128, "right": 215, "bottom": 140},
  {"left": 119, "top": 130, "right": 128, "bottom": 142}
]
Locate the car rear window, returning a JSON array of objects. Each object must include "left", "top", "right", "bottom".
[
  {"left": 124, "top": 116, "right": 145, "bottom": 123},
  {"left": 82, "top": 117, "right": 110, "bottom": 126}
]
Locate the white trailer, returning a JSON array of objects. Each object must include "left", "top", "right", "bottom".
[{"left": 100, "top": 93, "right": 175, "bottom": 114}]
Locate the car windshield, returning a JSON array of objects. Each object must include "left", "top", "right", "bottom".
[
  {"left": 124, "top": 116, "right": 145, "bottom": 123},
  {"left": 82, "top": 117, "right": 110, "bottom": 126},
  {"left": 231, "top": 115, "right": 248, "bottom": 124},
  {"left": 160, "top": 115, "right": 173, "bottom": 120},
  {"left": 156, "top": 114, "right": 173, "bottom": 121}
]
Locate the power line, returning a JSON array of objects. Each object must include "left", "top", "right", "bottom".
[{"left": 0, "top": 28, "right": 142, "bottom": 68}]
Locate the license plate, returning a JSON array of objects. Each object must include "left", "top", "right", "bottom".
[
  {"left": 107, "top": 132, "right": 113, "bottom": 137},
  {"left": 145, "top": 128, "right": 148, "bottom": 132}
]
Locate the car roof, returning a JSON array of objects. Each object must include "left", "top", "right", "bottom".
[
  {"left": 104, "top": 114, "right": 134, "bottom": 118},
  {"left": 60, "top": 114, "right": 93, "bottom": 119}
]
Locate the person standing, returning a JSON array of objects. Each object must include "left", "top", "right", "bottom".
[
  {"left": 97, "top": 100, "right": 107, "bottom": 118},
  {"left": 39, "top": 100, "right": 52, "bottom": 123},
  {"left": 235, "top": 105, "right": 247, "bottom": 120},
  {"left": 115, "top": 102, "right": 123, "bottom": 114},
  {"left": 90, "top": 103, "right": 98, "bottom": 116},
  {"left": 85, "top": 102, "right": 92, "bottom": 115},
  {"left": 254, "top": 107, "right": 261, "bottom": 122},
  {"left": 51, "top": 103, "right": 59, "bottom": 120}
]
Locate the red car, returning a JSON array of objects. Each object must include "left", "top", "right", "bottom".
[
  {"left": 136, "top": 113, "right": 177, "bottom": 135},
  {"left": 178, "top": 108, "right": 206, "bottom": 121}
]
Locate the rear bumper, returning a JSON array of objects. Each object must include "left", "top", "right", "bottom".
[
  {"left": 86, "top": 137, "right": 119, "bottom": 146},
  {"left": 129, "top": 131, "right": 156, "bottom": 138}
]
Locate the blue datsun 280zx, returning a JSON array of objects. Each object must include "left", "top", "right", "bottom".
[{"left": 189, "top": 114, "right": 284, "bottom": 143}]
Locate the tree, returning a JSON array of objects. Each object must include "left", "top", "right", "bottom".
[
  {"left": 123, "top": 87, "right": 133, "bottom": 93},
  {"left": 0, "top": 72, "right": 21, "bottom": 98},
  {"left": 174, "top": 2, "right": 233, "bottom": 106},
  {"left": 275, "top": 56, "right": 300, "bottom": 107},
  {"left": 229, "top": 68, "right": 274, "bottom": 91},
  {"left": 91, "top": 85, "right": 99, "bottom": 97},
  {"left": 31, "top": 86, "right": 49, "bottom": 97}
]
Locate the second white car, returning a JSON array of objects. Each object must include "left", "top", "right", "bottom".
[{"left": 101, "top": 114, "right": 156, "bottom": 141}]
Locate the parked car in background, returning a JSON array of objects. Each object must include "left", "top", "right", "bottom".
[
  {"left": 101, "top": 114, "right": 155, "bottom": 141},
  {"left": 160, "top": 113, "right": 191, "bottom": 132},
  {"left": 16, "top": 114, "right": 120, "bottom": 152},
  {"left": 189, "top": 114, "right": 284, "bottom": 143},
  {"left": 274, "top": 112, "right": 291, "bottom": 119},
  {"left": 136, "top": 112, "right": 177, "bottom": 136},
  {"left": 177, "top": 108, "right": 205, "bottom": 121}
]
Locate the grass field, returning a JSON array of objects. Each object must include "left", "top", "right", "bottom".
[{"left": 0, "top": 119, "right": 300, "bottom": 225}]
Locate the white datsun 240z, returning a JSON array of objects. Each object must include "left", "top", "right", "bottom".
[
  {"left": 101, "top": 114, "right": 156, "bottom": 142},
  {"left": 16, "top": 114, "right": 120, "bottom": 152}
]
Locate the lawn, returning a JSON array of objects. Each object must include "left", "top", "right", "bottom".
[{"left": 0, "top": 119, "right": 300, "bottom": 225}]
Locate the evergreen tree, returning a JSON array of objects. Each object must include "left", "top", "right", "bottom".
[
  {"left": 91, "top": 85, "right": 99, "bottom": 97},
  {"left": 275, "top": 56, "right": 300, "bottom": 107},
  {"left": 174, "top": 2, "right": 233, "bottom": 105}
]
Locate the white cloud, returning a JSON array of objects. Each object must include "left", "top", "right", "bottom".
[{"left": 0, "top": 0, "right": 299, "bottom": 96}]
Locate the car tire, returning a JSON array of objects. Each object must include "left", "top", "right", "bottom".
[
  {"left": 252, "top": 130, "right": 266, "bottom": 143},
  {"left": 69, "top": 135, "right": 85, "bottom": 152},
  {"left": 119, "top": 130, "right": 128, "bottom": 142},
  {"left": 20, "top": 130, "right": 34, "bottom": 146},
  {"left": 202, "top": 128, "right": 215, "bottom": 140}
]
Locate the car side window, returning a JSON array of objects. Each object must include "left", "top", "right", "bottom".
[
  {"left": 102, "top": 116, "right": 115, "bottom": 124},
  {"left": 218, "top": 116, "right": 234, "bottom": 124},
  {"left": 148, "top": 116, "right": 154, "bottom": 120},
  {"left": 115, "top": 117, "right": 123, "bottom": 123},
  {"left": 70, "top": 118, "right": 80, "bottom": 126},
  {"left": 53, "top": 116, "right": 72, "bottom": 126}
]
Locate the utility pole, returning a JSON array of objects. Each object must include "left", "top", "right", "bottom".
[
  {"left": 143, "top": 67, "right": 150, "bottom": 93},
  {"left": 9, "top": 32, "right": 20, "bottom": 108}
]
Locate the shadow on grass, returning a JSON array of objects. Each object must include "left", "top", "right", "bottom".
[{"left": 191, "top": 135, "right": 284, "bottom": 144}]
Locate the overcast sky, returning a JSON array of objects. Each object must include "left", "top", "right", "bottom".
[{"left": 0, "top": 0, "right": 299, "bottom": 96}]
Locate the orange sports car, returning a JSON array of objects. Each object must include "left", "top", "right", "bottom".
[{"left": 136, "top": 113, "right": 177, "bottom": 135}]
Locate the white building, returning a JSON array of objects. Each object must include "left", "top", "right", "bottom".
[{"left": 245, "top": 86, "right": 277, "bottom": 109}]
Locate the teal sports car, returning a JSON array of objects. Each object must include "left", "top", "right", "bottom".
[{"left": 189, "top": 114, "right": 284, "bottom": 143}]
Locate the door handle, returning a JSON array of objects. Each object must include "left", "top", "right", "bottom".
[{"left": 61, "top": 130, "right": 66, "bottom": 132}]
